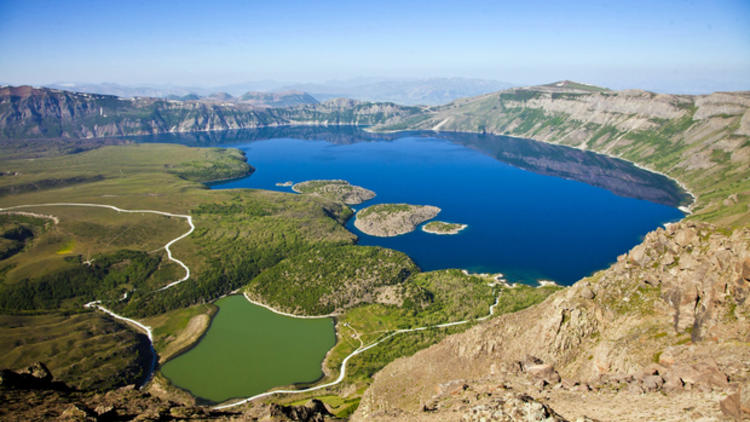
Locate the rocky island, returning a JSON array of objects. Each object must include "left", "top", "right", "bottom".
[
  {"left": 292, "top": 179, "right": 375, "bottom": 205},
  {"left": 354, "top": 203, "right": 441, "bottom": 237},
  {"left": 422, "top": 220, "right": 468, "bottom": 235}
]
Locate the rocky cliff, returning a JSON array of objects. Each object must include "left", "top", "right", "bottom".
[
  {"left": 353, "top": 222, "right": 750, "bottom": 421},
  {"left": 0, "top": 85, "right": 420, "bottom": 139}
]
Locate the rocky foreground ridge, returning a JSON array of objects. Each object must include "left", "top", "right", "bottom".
[
  {"left": 352, "top": 221, "right": 750, "bottom": 421},
  {"left": 1, "top": 362, "right": 342, "bottom": 421}
]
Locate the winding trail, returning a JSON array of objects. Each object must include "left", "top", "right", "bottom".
[
  {"left": 243, "top": 292, "right": 338, "bottom": 319},
  {"left": 0, "top": 202, "right": 194, "bottom": 290},
  {"left": 213, "top": 291, "right": 502, "bottom": 410},
  {"left": 0, "top": 202, "right": 195, "bottom": 385}
]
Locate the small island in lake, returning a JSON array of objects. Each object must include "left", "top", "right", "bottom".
[
  {"left": 355, "top": 203, "right": 441, "bottom": 237},
  {"left": 275, "top": 181, "right": 293, "bottom": 187},
  {"left": 422, "top": 220, "right": 468, "bottom": 235},
  {"left": 292, "top": 179, "right": 375, "bottom": 205}
]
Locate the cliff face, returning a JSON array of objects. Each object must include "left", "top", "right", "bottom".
[
  {"left": 0, "top": 86, "right": 420, "bottom": 139},
  {"left": 376, "top": 82, "right": 750, "bottom": 227},
  {"left": 354, "top": 222, "right": 750, "bottom": 421}
]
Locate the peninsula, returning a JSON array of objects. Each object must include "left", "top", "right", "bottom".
[
  {"left": 422, "top": 221, "right": 468, "bottom": 235},
  {"left": 292, "top": 179, "right": 376, "bottom": 205},
  {"left": 354, "top": 203, "right": 441, "bottom": 237}
]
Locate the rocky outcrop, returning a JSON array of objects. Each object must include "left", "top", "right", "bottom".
[
  {"left": 354, "top": 204, "right": 441, "bottom": 237},
  {"left": 269, "top": 399, "right": 342, "bottom": 422},
  {"left": 0, "top": 362, "right": 68, "bottom": 391},
  {"left": 353, "top": 222, "right": 750, "bottom": 421},
  {"left": 292, "top": 179, "right": 376, "bottom": 205}
]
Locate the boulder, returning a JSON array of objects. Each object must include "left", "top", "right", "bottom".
[
  {"left": 526, "top": 364, "right": 562, "bottom": 385},
  {"left": 580, "top": 286, "right": 595, "bottom": 300},
  {"left": 19, "top": 361, "right": 52, "bottom": 383},
  {"left": 674, "top": 228, "right": 697, "bottom": 247},
  {"left": 641, "top": 375, "right": 664, "bottom": 392},
  {"left": 629, "top": 244, "right": 649, "bottom": 267},
  {"left": 269, "top": 399, "right": 334, "bottom": 422},
  {"left": 94, "top": 405, "right": 118, "bottom": 421},
  {"left": 60, "top": 404, "right": 96, "bottom": 421}
]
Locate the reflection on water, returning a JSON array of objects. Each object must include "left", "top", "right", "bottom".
[{"left": 135, "top": 126, "right": 690, "bottom": 208}]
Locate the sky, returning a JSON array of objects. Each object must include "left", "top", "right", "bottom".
[{"left": 0, "top": 0, "right": 748, "bottom": 93}]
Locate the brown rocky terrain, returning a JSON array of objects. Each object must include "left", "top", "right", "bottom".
[
  {"left": 354, "top": 204, "right": 441, "bottom": 237},
  {"left": 1, "top": 362, "right": 342, "bottom": 421},
  {"left": 352, "top": 221, "right": 750, "bottom": 421}
]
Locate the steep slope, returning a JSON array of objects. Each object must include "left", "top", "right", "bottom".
[
  {"left": 0, "top": 86, "right": 421, "bottom": 139},
  {"left": 354, "top": 222, "right": 750, "bottom": 421},
  {"left": 375, "top": 82, "right": 750, "bottom": 227}
]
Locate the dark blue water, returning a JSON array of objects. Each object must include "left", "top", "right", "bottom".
[{"left": 203, "top": 133, "right": 684, "bottom": 285}]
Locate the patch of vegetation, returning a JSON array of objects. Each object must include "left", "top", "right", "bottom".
[
  {"left": 0, "top": 175, "right": 105, "bottom": 197},
  {"left": 0, "top": 215, "right": 45, "bottom": 260},
  {"left": 357, "top": 203, "right": 411, "bottom": 219},
  {"left": 293, "top": 179, "right": 375, "bottom": 205},
  {"left": 499, "top": 90, "right": 542, "bottom": 102},
  {"left": 0, "top": 250, "right": 161, "bottom": 312},
  {"left": 324, "top": 273, "right": 561, "bottom": 387},
  {"left": 246, "top": 245, "right": 418, "bottom": 315},
  {"left": 710, "top": 149, "right": 731, "bottom": 164},
  {"left": 492, "top": 284, "right": 563, "bottom": 315},
  {"left": 167, "top": 148, "right": 251, "bottom": 182}
]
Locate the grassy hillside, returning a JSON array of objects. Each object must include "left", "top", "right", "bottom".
[
  {"left": 374, "top": 83, "right": 750, "bottom": 227},
  {"left": 246, "top": 245, "right": 418, "bottom": 315},
  {"left": 0, "top": 312, "right": 151, "bottom": 390}
]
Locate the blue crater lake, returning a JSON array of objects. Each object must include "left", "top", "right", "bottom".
[{"left": 139, "top": 127, "right": 687, "bottom": 285}]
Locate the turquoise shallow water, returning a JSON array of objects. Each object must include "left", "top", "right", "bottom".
[
  {"left": 160, "top": 295, "right": 335, "bottom": 403},
  {"left": 139, "top": 127, "right": 686, "bottom": 285}
]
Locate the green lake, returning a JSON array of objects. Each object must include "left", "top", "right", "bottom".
[{"left": 160, "top": 295, "right": 336, "bottom": 403}]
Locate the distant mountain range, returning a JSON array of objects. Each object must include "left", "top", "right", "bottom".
[
  {"left": 0, "top": 85, "right": 420, "bottom": 139},
  {"left": 279, "top": 77, "right": 515, "bottom": 105},
  {"left": 44, "top": 77, "right": 515, "bottom": 106}
]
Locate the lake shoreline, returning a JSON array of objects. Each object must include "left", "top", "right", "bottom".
[{"left": 160, "top": 295, "right": 335, "bottom": 404}]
